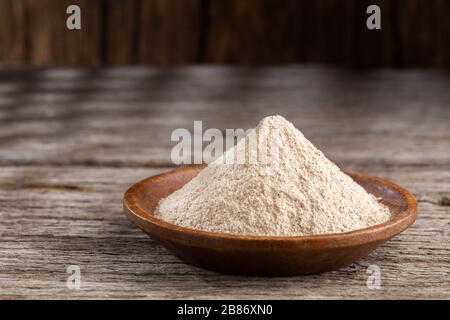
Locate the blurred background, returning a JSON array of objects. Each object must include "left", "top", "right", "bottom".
[{"left": 0, "top": 0, "right": 449, "bottom": 68}]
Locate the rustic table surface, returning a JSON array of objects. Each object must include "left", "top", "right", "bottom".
[{"left": 0, "top": 66, "right": 449, "bottom": 299}]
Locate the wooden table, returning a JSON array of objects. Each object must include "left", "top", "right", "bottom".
[{"left": 0, "top": 66, "right": 449, "bottom": 299}]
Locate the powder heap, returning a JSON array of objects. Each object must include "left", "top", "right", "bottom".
[{"left": 155, "top": 115, "right": 391, "bottom": 236}]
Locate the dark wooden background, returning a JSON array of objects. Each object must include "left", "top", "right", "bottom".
[{"left": 0, "top": 0, "right": 450, "bottom": 67}]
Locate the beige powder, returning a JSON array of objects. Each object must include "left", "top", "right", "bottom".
[{"left": 155, "top": 115, "right": 391, "bottom": 236}]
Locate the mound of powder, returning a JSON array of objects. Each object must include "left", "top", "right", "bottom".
[{"left": 155, "top": 115, "right": 391, "bottom": 236}]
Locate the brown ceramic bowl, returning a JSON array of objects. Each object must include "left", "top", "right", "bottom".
[{"left": 123, "top": 165, "right": 417, "bottom": 276}]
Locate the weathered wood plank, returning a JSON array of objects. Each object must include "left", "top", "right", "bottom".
[
  {"left": 20, "top": 0, "right": 102, "bottom": 65},
  {"left": 0, "top": 67, "right": 449, "bottom": 299},
  {"left": 136, "top": 0, "right": 202, "bottom": 65},
  {"left": 104, "top": 0, "right": 138, "bottom": 64},
  {"left": 62, "top": 0, "right": 103, "bottom": 65},
  {"left": 205, "top": 0, "right": 392, "bottom": 66},
  {"left": 348, "top": 0, "right": 394, "bottom": 67},
  {"left": 0, "top": 166, "right": 448, "bottom": 299},
  {"left": 0, "top": 67, "right": 449, "bottom": 168},
  {"left": 0, "top": 1, "right": 449, "bottom": 67},
  {"left": 205, "top": 0, "right": 306, "bottom": 64},
  {"left": 436, "top": 0, "right": 450, "bottom": 67},
  {"left": 0, "top": 0, "right": 26, "bottom": 63},
  {"left": 300, "top": 0, "right": 353, "bottom": 64},
  {"left": 395, "top": 0, "right": 438, "bottom": 67}
]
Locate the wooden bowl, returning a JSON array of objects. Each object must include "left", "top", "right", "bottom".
[{"left": 123, "top": 165, "right": 417, "bottom": 276}]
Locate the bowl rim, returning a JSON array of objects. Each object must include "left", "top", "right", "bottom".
[{"left": 123, "top": 165, "right": 417, "bottom": 247}]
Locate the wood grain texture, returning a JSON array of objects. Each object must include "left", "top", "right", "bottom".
[
  {"left": 136, "top": 0, "right": 202, "bottom": 65},
  {"left": 104, "top": 0, "right": 138, "bottom": 64},
  {"left": 205, "top": 0, "right": 353, "bottom": 64},
  {"left": 0, "top": 0, "right": 449, "bottom": 67},
  {"left": 395, "top": 0, "right": 438, "bottom": 68},
  {"left": 0, "top": 166, "right": 448, "bottom": 299},
  {"left": 0, "top": 66, "right": 449, "bottom": 298},
  {"left": 0, "top": 67, "right": 449, "bottom": 168},
  {"left": 15, "top": 0, "right": 103, "bottom": 65},
  {"left": 348, "top": 0, "right": 394, "bottom": 67},
  {"left": 124, "top": 166, "right": 417, "bottom": 276},
  {"left": 62, "top": 0, "right": 103, "bottom": 65},
  {"left": 435, "top": 0, "right": 450, "bottom": 67},
  {"left": 205, "top": 0, "right": 304, "bottom": 64},
  {"left": 0, "top": 0, "right": 26, "bottom": 63}
]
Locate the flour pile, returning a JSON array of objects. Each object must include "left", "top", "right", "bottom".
[{"left": 155, "top": 115, "right": 391, "bottom": 236}]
